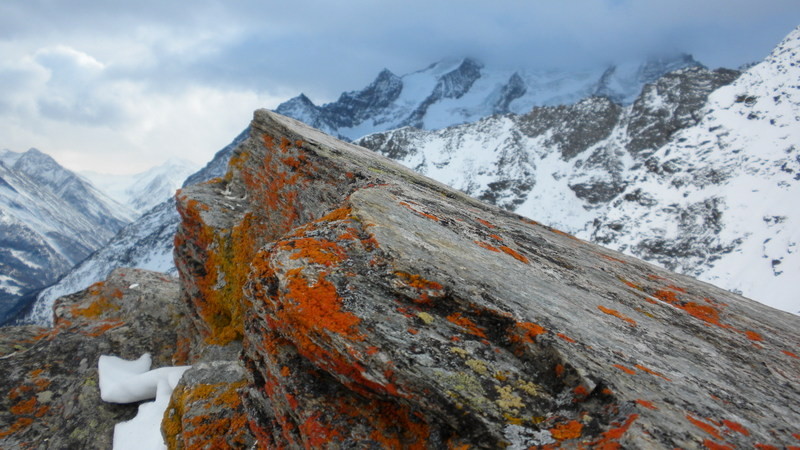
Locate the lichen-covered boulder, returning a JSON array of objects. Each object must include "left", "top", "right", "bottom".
[
  {"left": 0, "top": 268, "right": 189, "bottom": 448},
  {"left": 174, "top": 110, "right": 800, "bottom": 448}
]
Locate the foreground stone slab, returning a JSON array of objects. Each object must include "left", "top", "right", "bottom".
[
  {"left": 0, "top": 269, "right": 188, "bottom": 448},
  {"left": 174, "top": 110, "right": 800, "bottom": 448}
]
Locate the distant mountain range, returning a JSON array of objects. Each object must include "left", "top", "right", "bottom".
[
  {"left": 15, "top": 27, "right": 800, "bottom": 325},
  {"left": 358, "top": 27, "right": 800, "bottom": 313},
  {"left": 0, "top": 148, "right": 134, "bottom": 320},
  {"left": 276, "top": 54, "right": 701, "bottom": 141}
]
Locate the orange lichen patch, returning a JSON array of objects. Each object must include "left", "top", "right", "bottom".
[
  {"left": 283, "top": 268, "right": 361, "bottom": 339},
  {"left": 550, "top": 227, "right": 580, "bottom": 241},
  {"left": 597, "top": 252, "right": 627, "bottom": 264},
  {"left": 280, "top": 237, "right": 347, "bottom": 267},
  {"left": 510, "top": 321, "right": 547, "bottom": 344},
  {"left": 407, "top": 328, "right": 419, "bottom": 335},
  {"left": 744, "top": 330, "right": 763, "bottom": 341},
  {"left": 488, "top": 234, "right": 504, "bottom": 241},
  {"left": 10, "top": 397, "right": 37, "bottom": 415},
  {"left": 557, "top": 333, "right": 576, "bottom": 343},
  {"left": 686, "top": 414, "right": 723, "bottom": 440},
  {"left": 703, "top": 440, "right": 734, "bottom": 450},
  {"left": 82, "top": 319, "right": 126, "bottom": 337},
  {"left": 0, "top": 417, "right": 34, "bottom": 438},
  {"left": 475, "top": 218, "right": 496, "bottom": 228},
  {"left": 612, "top": 364, "right": 637, "bottom": 375},
  {"left": 793, "top": 432, "right": 800, "bottom": 440},
  {"left": 721, "top": 420, "right": 749, "bottom": 436},
  {"left": 550, "top": 420, "right": 583, "bottom": 441},
  {"left": 619, "top": 277, "right": 641, "bottom": 290},
  {"left": 499, "top": 246, "right": 529, "bottom": 264},
  {"left": 554, "top": 364, "right": 565, "bottom": 378},
  {"left": 395, "top": 272, "right": 444, "bottom": 298},
  {"left": 653, "top": 289, "right": 732, "bottom": 329},
  {"left": 635, "top": 399, "right": 657, "bottom": 410},
  {"left": 573, "top": 385, "right": 589, "bottom": 402},
  {"left": 474, "top": 240, "right": 501, "bottom": 252},
  {"left": 634, "top": 364, "right": 671, "bottom": 382},
  {"left": 586, "top": 413, "right": 638, "bottom": 448},
  {"left": 69, "top": 295, "right": 121, "bottom": 319},
  {"left": 667, "top": 285, "right": 687, "bottom": 293},
  {"left": 446, "top": 313, "right": 487, "bottom": 338},
  {"left": 399, "top": 201, "right": 440, "bottom": 222},
  {"left": 783, "top": 350, "right": 799, "bottom": 359},
  {"left": 754, "top": 445, "right": 779, "bottom": 450},
  {"left": 653, "top": 289, "right": 679, "bottom": 304},
  {"left": 280, "top": 366, "right": 291, "bottom": 377},
  {"left": 597, "top": 305, "right": 637, "bottom": 327}
]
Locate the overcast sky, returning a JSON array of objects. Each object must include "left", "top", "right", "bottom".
[{"left": 1, "top": 0, "right": 797, "bottom": 174}]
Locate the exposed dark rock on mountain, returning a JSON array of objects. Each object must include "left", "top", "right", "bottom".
[
  {"left": 0, "top": 269, "right": 191, "bottom": 448},
  {"left": 164, "top": 110, "right": 799, "bottom": 448}
]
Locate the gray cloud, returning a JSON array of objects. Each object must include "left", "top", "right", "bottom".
[{"left": 0, "top": 0, "right": 798, "bottom": 172}]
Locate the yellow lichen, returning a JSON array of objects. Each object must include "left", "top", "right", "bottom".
[
  {"left": 516, "top": 380, "right": 541, "bottom": 397},
  {"left": 495, "top": 385, "right": 524, "bottom": 412},
  {"left": 449, "top": 347, "right": 469, "bottom": 357},
  {"left": 417, "top": 311, "right": 435, "bottom": 324},
  {"left": 465, "top": 359, "right": 489, "bottom": 375}
]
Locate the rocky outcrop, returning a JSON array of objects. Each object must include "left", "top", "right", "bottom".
[
  {"left": 0, "top": 269, "right": 191, "bottom": 448},
  {"left": 173, "top": 110, "right": 800, "bottom": 448}
]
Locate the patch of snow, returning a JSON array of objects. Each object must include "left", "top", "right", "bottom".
[{"left": 98, "top": 353, "right": 191, "bottom": 450}]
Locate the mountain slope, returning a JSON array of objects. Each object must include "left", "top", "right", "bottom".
[
  {"left": 81, "top": 158, "right": 200, "bottom": 214},
  {"left": 25, "top": 130, "right": 246, "bottom": 325},
  {"left": 358, "top": 28, "right": 800, "bottom": 313},
  {"left": 0, "top": 149, "right": 134, "bottom": 321},
  {"left": 276, "top": 55, "right": 701, "bottom": 141}
]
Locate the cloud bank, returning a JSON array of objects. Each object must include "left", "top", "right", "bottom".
[{"left": 0, "top": 0, "right": 797, "bottom": 173}]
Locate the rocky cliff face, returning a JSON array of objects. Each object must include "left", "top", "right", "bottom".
[{"left": 164, "top": 110, "right": 800, "bottom": 448}]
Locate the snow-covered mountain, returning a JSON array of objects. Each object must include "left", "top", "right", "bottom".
[
  {"left": 25, "top": 130, "right": 247, "bottom": 325},
  {"left": 81, "top": 158, "right": 200, "bottom": 214},
  {"left": 276, "top": 54, "right": 701, "bottom": 141},
  {"left": 357, "top": 27, "right": 800, "bottom": 314},
  {"left": 0, "top": 148, "right": 135, "bottom": 322}
]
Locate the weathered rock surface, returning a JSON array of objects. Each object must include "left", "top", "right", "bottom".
[
  {"left": 175, "top": 110, "right": 800, "bottom": 448},
  {"left": 0, "top": 269, "right": 191, "bottom": 448}
]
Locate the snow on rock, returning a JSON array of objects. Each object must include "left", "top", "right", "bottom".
[{"left": 98, "top": 353, "right": 190, "bottom": 450}]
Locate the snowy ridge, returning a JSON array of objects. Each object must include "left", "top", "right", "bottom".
[
  {"left": 27, "top": 130, "right": 246, "bottom": 325},
  {"left": 0, "top": 149, "right": 134, "bottom": 321},
  {"left": 82, "top": 158, "right": 200, "bottom": 214},
  {"left": 359, "top": 27, "right": 800, "bottom": 313},
  {"left": 276, "top": 54, "right": 701, "bottom": 141}
]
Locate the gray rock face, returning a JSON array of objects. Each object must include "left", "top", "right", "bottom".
[
  {"left": 174, "top": 110, "right": 800, "bottom": 448},
  {"left": 0, "top": 268, "right": 190, "bottom": 448}
]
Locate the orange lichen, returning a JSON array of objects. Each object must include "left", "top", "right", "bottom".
[
  {"left": 510, "top": 321, "right": 547, "bottom": 344},
  {"left": 620, "top": 278, "right": 641, "bottom": 290},
  {"left": 721, "top": 419, "right": 748, "bottom": 436},
  {"left": 395, "top": 271, "right": 444, "bottom": 305},
  {"left": 283, "top": 268, "right": 361, "bottom": 339},
  {"left": 754, "top": 445, "right": 779, "bottom": 450},
  {"left": 550, "top": 420, "right": 583, "bottom": 440},
  {"left": 612, "top": 364, "right": 636, "bottom": 375},
  {"left": 597, "top": 305, "right": 637, "bottom": 327},
  {"left": 70, "top": 295, "right": 120, "bottom": 319},
  {"left": 499, "top": 246, "right": 529, "bottom": 264},
  {"left": 573, "top": 385, "right": 589, "bottom": 402},
  {"left": 587, "top": 413, "right": 638, "bottom": 448},
  {"left": 635, "top": 399, "right": 657, "bottom": 410},
  {"left": 703, "top": 440, "right": 734, "bottom": 450},
  {"left": 10, "top": 397, "right": 37, "bottom": 415},
  {"left": 474, "top": 240, "right": 501, "bottom": 252},
  {"left": 557, "top": 333, "right": 576, "bottom": 343},
  {"left": 280, "top": 366, "right": 291, "bottom": 377},
  {"left": 744, "top": 331, "right": 763, "bottom": 341},
  {"left": 475, "top": 218, "right": 496, "bottom": 228},
  {"left": 686, "top": 414, "right": 722, "bottom": 440},
  {"left": 598, "top": 252, "right": 627, "bottom": 264},
  {"left": 0, "top": 417, "right": 34, "bottom": 438},
  {"left": 399, "top": 201, "right": 440, "bottom": 222},
  {"left": 783, "top": 350, "right": 799, "bottom": 359},
  {"left": 555, "top": 364, "right": 565, "bottom": 377},
  {"left": 634, "top": 364, "right": 671, "bottom": 382},
  {"left": 407, "top": 328, "right": 419, "bottom": 335},
  {"left": 280, "top": 237, "right": 346, "bottom": 266},
  {"left": 446, "top": 313, "right": 487, "bottom": 338},
  {"left": 488, "top": 234, "right": 504, "bottom": 241}
]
